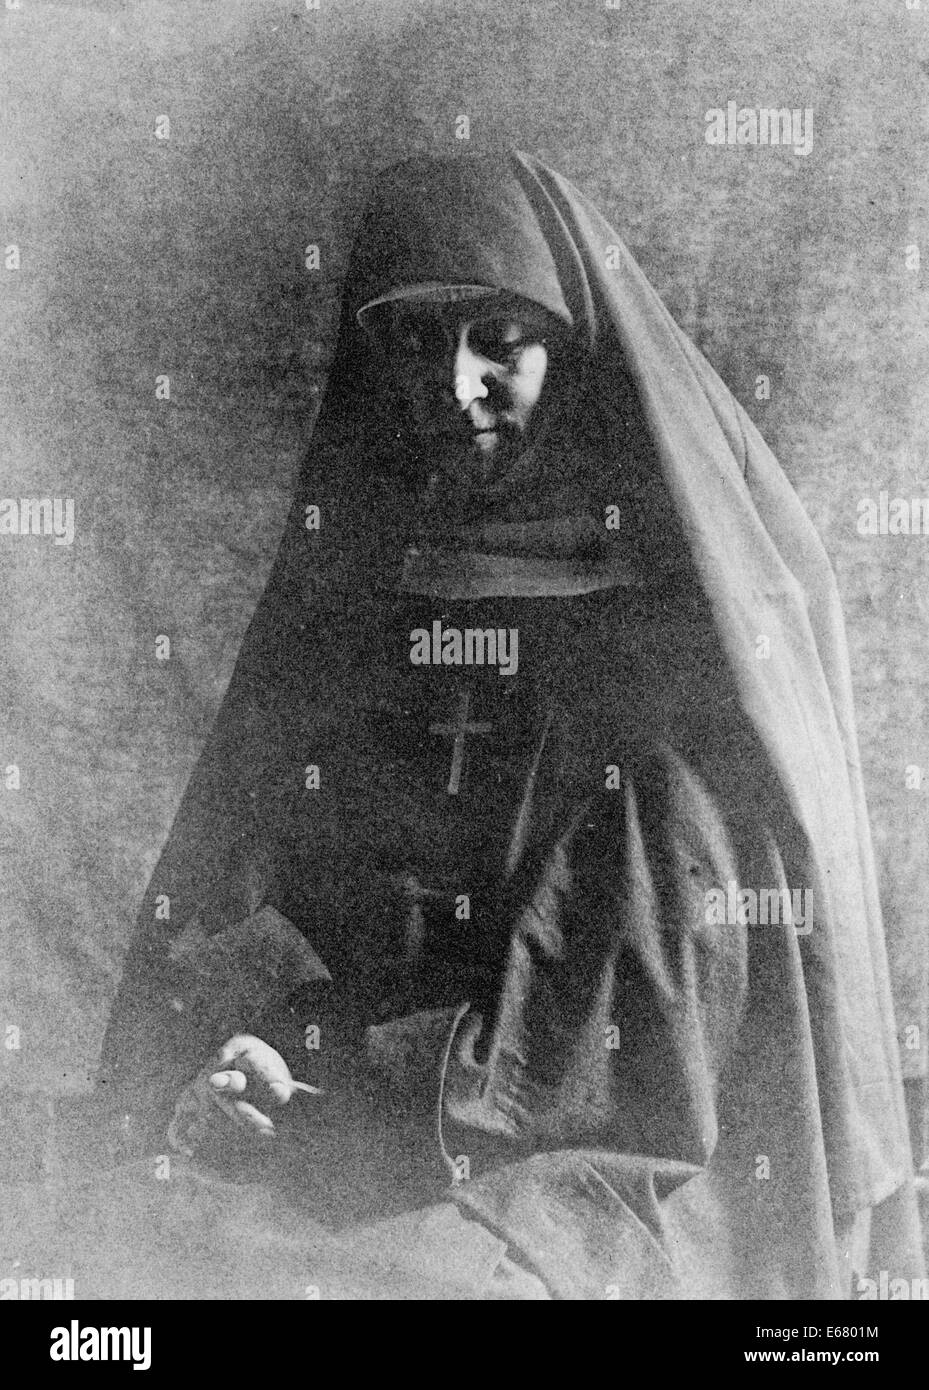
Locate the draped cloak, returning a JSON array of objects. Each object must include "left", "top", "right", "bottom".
[{"left": 98, "top": 152, "right": 924, "bottom": 1299}]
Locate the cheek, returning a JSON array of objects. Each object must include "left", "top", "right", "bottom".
[
  {"left": 387, "top": 370, "right": 434, "bottom": 423},
  {"left": 508, "top": 346, "right": 549, "bottom": 417},
  {"left": 388, "top": 360, "right": 423, "bottom": 395},
  {"left": 389, "top": 360, "right": 446, "bottom": 408}
]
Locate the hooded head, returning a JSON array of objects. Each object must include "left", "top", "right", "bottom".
[
  {"left": 348, "top": 156, "right": 584, "bottom": 493},
  {"left": 310, "top": 153, "right": 623, "bottom": 542}
]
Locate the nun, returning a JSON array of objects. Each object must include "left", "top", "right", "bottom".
[{"left": 98, "top": 152, "right": 924, "bottom": 1300}]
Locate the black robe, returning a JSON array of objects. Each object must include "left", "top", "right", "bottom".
[{"left": 98, "top": 151, "right": 924, "bottom": 1299}]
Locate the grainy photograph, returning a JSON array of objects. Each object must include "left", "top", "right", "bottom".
[{"left": 1, "top": 0, "right": 927, "bottom": 1338}]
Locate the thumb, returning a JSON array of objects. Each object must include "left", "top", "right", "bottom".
[{"left": 268, "top": 1080, "right": 293, "bottom": 1105}]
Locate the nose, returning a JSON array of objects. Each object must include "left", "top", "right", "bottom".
[{"left": 452, "top": 330, "right": 491, "bottom": 410}]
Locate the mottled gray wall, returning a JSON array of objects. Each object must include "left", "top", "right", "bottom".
[{"left": 1, "top": 0, "right": 927, "bottom": 1135}]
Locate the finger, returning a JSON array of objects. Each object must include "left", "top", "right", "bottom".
[
  {"left": 232, "top": 1100, "right": 276, "bottom": 1136},
  {"left": 206, "top": 1088, "right": 248, "bottom": 1126},
  {"left": 209, "top": 1069, "right": 247, "bottom": 1094},
  {"left": 268, "top": 1079, "right": 323, "bottom": 1104},
  {"left": 240, "top": 1053, "right": 292, "bottom": 1089},
  {"left": 211, "top": 1069, "right": 294, "bottom": 1112},
  {"left": 217, "top": 1037, "right": 290, "bottom": 1089}
]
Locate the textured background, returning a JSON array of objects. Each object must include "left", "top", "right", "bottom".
[{"left": 1, "top": 0, "right": 927, "bottom": 1164}]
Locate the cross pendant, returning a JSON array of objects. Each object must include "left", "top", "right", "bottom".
[{"left": 428, "top": 689, "right": 493, "bottom": 795}]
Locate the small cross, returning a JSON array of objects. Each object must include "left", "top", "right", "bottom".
[{"left": 428, "top": 689, "right": 492, "bottom": 795}]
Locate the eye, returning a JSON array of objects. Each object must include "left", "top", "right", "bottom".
[{"left": 468, "top": 318, "right": 530, "bottom": 360}]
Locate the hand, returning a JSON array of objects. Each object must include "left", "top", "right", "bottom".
[{"left": 166, "top": 1033, "right": 320, "bottom": 1158}]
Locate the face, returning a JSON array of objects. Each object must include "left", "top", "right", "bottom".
[{"left": 368, "top": 297, "right": 568, "bottom": 484}]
